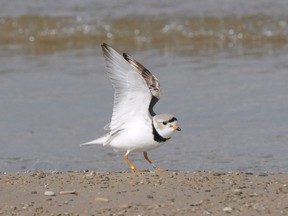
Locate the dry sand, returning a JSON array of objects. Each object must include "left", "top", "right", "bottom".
[{"left": 1, "top": 171, "right": 288, "bottom": 215}]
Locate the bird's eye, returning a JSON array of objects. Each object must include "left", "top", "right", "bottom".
[{"left": 162, "top": 122, "right": 167, "bottom": 125}]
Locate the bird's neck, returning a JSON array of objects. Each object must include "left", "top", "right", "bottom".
[{"left": 152, "top": 122, "right": 170, "bottom": 143}]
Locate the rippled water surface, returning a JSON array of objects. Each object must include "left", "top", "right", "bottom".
[{"left": 1, "top": 0, "right": 288, "bottom": 172}]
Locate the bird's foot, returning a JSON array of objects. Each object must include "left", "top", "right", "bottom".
[
  {"left": 154, "top": 167, "right": 166, "bottom": 172},
  {"left": 152, "top": 165, "right": 166, "bottom": 172}
]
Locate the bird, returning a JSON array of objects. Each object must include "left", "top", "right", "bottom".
[{"left": 81, "top": 43, "right": 181, "bottom": 172}]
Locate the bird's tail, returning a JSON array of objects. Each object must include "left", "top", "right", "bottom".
[{"left": 80, "top": 133, "right": 109, "bottom": 146}]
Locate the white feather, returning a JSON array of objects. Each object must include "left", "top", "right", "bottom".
[
  {"left": 102, "top": 45, "right": 152, "bottom": 134},
  {"left": 80, "top": 133, "right": 109, "bottom": 146}
]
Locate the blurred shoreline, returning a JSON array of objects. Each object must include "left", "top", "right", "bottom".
[{"left": 1, "top": 14, "right": 288, "bottom": 55}]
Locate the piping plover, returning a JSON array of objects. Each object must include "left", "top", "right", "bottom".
[{"left": 81, "top": 44, "right": 181, "bottom": 172}]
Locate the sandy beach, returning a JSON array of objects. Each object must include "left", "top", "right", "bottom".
[{"left": 1, "top": 171, "right": 288, "bottom": 215}]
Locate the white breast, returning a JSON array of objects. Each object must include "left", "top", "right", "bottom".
[{"left": 108, "top": 120, "right": 164, "bottom": 152}]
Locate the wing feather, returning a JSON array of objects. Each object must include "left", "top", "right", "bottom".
[
  {"left": 101, "top": 44, "right": 152, "bottom": 133},
  {"left": 123, "top": 53, "right": 160, "bottom": 100},
  {"left": 123, "top": 53, "right": 160, "bottom": 116}
]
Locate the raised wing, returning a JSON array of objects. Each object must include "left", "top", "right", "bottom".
[
  {"left": 101, "top": 44, "right": 153, "bottom": 133},
  {"left": 123, "top": 53, "right": 160, "bottom": 116}
]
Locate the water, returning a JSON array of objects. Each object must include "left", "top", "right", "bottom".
[{"left": 0, "top": 0, "right": 288, "bottom": 172}]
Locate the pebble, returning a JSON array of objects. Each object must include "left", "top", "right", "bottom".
[
  {"left": 147, "top": 195, "right": 154, "bottom": 199},
  {"left": 37, "top": 172, "right": 46, "bottom": 179},
  {"left": 119, "top": 204, "right": 131, "bottom": 209},
  {"left": 59, "top": 190, "right": 76, "bottom": 195},
  {"left": 95, "top": 197, "right": 110, "bottom": 202},
  {"left": 233, "top": 189, "right": 242, "bottom": 195},
  {"left": 44, "top": 191, "right": 55, "bottom": 196},
  {"left": 22, "top": 203, "right": 29, "bottom": 209},
  {"left": 248, "top": 192, "right": 258, "bottom": 197},
  {"left": 223, "top": 206, "right": 233, "bottom": 213}
]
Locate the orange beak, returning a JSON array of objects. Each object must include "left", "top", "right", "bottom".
[{"left": 173, "top": 124, "right": 181, "bottom": 131}]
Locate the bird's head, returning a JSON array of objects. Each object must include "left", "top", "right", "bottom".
[{"left": 153, "top": 114, "right": 181, "bottom": 140}]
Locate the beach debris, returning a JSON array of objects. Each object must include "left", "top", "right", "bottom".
[
  {"left": 95, "top": 197, "right": 110, "bottom": 202},
  {"left": 277, "top": 184, "right": 288, "bottom": 194},
  {"left": 223, "top": 206, "right": 233, "bottom": 213},
  {"left": 85, "top": 171, "right": 96, "bottom": 177},
  {"left": 44, "top": 191, "right": 55, "bottom": 196},
  {"left": 59, "top": 190, "right": 77, "bottom": 195}
]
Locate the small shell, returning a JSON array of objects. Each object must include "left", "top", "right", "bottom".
[{"left": 44, "top": 191, "right": 55, "bottom": 196}]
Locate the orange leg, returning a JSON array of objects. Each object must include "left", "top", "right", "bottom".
[
  {"left": 143, "top": 152, "right": 166, "bottom": 171},
  {"left": 124, "top": 152, "right": 138, "bottom": 172}
]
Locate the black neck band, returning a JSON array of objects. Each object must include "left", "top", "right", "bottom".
[{"left": 152, "top": 122, "right": 170, "bottom": 143}]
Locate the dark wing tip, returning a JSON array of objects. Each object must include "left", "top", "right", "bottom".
[
  {"left": 123, "top": 52, "right": 161, "bottom": 100},
  {"left": 123, "top": 53, "right": 129, "bottom": 61},
  {"left": 123, "top": 53, "right": 140, "bottom": 69},
  {"left": 101, "top": 43, "right": 108, "bottom": 48},
  {"left": 101, "top": 43, "right": 110, "bottom": 52},
  {"left": 123, "top": 52, "right": 161, "bottom": 116}
]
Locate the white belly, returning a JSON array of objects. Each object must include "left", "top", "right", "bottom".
[{"left": 108, "top": 123, "right": 164, "bottom": 152}]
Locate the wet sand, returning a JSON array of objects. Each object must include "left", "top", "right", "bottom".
[{"left": 1, "top": 171, "right": 288, "bottom": 215}]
